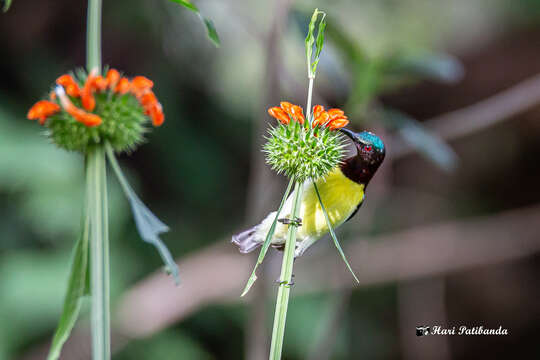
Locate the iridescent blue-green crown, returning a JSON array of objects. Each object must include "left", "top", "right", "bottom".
[{"left": 358, "top": 131, "right": 385, "bottom": 152}]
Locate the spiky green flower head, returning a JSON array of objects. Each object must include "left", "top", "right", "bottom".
[
  {"left": 27, "top": 68, "right": 165, "bottom": 154},
  {"left": 264, "top": 102, "right": 350, "bottom": 182}
]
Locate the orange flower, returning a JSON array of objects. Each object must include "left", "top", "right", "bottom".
[
  {"left": 93, "top": 75, "right": 109, "bottom": 92},
  {"left": 106, "top": 69, "right": 120, "bottom": 90},
  {"left": 140, "top": 92, "right": 158, "bottom": 107},
  {"left": 115, "top": 77, "right": 130, "bottom": 94},
  {"left": 147, "top": 103, "right": 165, "bottom": 126},
  {"left": 327, "top": 118, "right": 349, "bottom": 130},
  {"left": 27, "top": 100, "right": 60, "bottom": 125},
  {"left": 29, "top": 68, "right": 164, "bottom": 129},
  {"left": 325, "top": 107, "right": 349, "bottom": 129},
  {"left": 267, "top": 102, "right": 349, "bottom": 130},
  {"left": 312, "top": 105, "right": 324, "bottom": 119},
  {"left": 280, "top": 101, "right": 305, "bottom": 124},
  {"left": 312, "top": 109, "right": 329, "bottom": 127},
  {"left": 56, "top": 86, "right": 102, "bottom": 127},
  {"left": 268, "top": 107, "right": 290, "bottom": 124},
  {"left": 138, "top": 90, "right": 164, "bottom": 126},
  {"left": 81, "top": 69, "right": 98, "bottom": 111},
  {"left": 131, "top": 76, "right": 153, "bottom": 98},
  {"left": 56, "top": 74, "right": 81, "bottom": 97}
]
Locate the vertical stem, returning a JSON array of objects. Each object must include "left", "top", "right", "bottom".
[
  {"left": 86, "top": 0, "right": 108, "bottom": 358},
  {"left": 269, "top": 181, "right": 304, "bottom": 360},
  {"left": 305, "top": 76, "right": 314, "bottom": 125},
  {"left": 87, "top": 146, "right": 111, "bottom": 360},
  {"left": 87, "top": 0, "right": 102, "bottom": 72}
]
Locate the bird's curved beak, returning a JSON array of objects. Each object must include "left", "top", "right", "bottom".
[
  {"left": 339, "top": 128, "right": 364, "bottom": 156},
  {"left": 339, "top": 128, "right": 356, "bottom": 141}
]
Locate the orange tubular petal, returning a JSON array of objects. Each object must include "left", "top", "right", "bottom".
[
  {"left": 312, "top": 105, "right": 325, "bottom": 120},
  {"left": 49, "top": 91, "right": 57, "bottom": 101},
  {"left": 27, "top": 100, "right": 60, "bottom": 125},
  {"left": 312, "top": 111, "right": 329, "bottom": 127},
  {"left": 280, "top": 101, "right": 293, "bottom": 113},
  {"left": 148, "top": 103, "right": 164, "bottom": 126},
  {"left": 328, "top": 118, "right": 349, "bottom": 130},
  {"left": 56, "top": 87, "right": 102, "bottom": 127},
  {"left": 327, "top": 108, "right": 345, "bottom": 120},
  {"left": 279, "top": 101, "right": 295, "bottom": 121},
  {"left": 68, "top": 106, "right": 102, "bottom": 127},
  {"left": 93, "top": 75, "right": 108, "bottom": 92},
  {"left": 79, "top": 112, "right": 102, "bottom": 127},
  {"left": 268, "top": 107, "right": 290, "bottom": 124},
  {"left": 132, "top": 76, "right": 154, "bottom": 89},
  {"left": 81, "top": 70, "right": 97, "bottom": 111},
  {"left": 56, "top": 74, "right": 81, "bottom": 97},
  {"left": 115, "top": 78, "right": 130, "bottom": 94},
  {"left": 131, "top": 76, "right": 154, "bottom": 97},
  {"left": 106, "top": 69, "right": 120, "bottom": 90},
  {"left": 140, "top": 92, "right": 158, "bottom": 107},
  {"left": 291, "top": 104, "right": 305, "bottom": 124}
]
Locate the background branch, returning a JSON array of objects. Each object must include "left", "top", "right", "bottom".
[{"left": 392, "top": 73, "right": 540, "bottom": 158}]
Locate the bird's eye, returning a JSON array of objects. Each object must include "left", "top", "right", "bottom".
[{"left": 364, "top": 145, "right": 373, "bottom": 152}]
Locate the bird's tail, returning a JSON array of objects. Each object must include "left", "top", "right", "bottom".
[{"left": 231, "top": 226, "right": 261, "bottom": 253}]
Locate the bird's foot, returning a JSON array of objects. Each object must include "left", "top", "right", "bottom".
[
  {"left": 278, "top": 217, "right": 302, "bottom": 227},
  {"left": 275, "top": 274, "right": 295, "bottom": 287}
]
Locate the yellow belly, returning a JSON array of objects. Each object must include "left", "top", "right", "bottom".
[{"left": 298, "top": 167, "right": 364, "bottom": 239}]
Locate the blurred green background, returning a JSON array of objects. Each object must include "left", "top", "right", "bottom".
[{"left": 1, "top": 0, "right": 540, "bottom": 359}]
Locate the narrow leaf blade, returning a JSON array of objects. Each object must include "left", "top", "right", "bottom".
[
  {"left": 169, "top": 0, "right": 220, "bottom": 47},
  {"left": 305, "top": 8, "right": 327, "bottom": 76},
  {"left": 311, "top": 13, "right": 327, "bottom": 74},
  {"left": 200, "top": 15, "right": 220, "bottom": 47},
  {"left": 128, "top": 194, "right": 179, "bottom": 284},
  {"left": 241, "top": 178, "right": 294, "bottom": 296},
  {"left": 313, "top": 182, "right": 359, "bottom": 283},
  {"left": 47, "top": 215, "right": 90, "bottom": 360},
  {"left": 105, "top": 144, "right": 180, "bottom": 285},
  {"left": 169, "top": 0, "right": 199, "bottom": 12},
  {"left": 305, "top": 9, "right": 318, "bottom": 69}
]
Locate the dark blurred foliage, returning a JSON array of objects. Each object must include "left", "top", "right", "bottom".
[{"left": 1, "top": 0, "right": 540, "bottom": 359}]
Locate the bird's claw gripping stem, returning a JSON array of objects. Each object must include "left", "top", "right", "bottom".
[
  {"left": 278, "top": 217, "right": 302, "bottom": 227},
  {"left": 275, "top": 274, "right": 295, "bottom": 287}
]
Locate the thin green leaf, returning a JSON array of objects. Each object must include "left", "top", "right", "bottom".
[
  {"left": 105, "top": 143, "right": 180, "bottom": 285},
  {"left": 2, "top": 0, "right": 12, "bottom": 13},
  {"left": 169, "top": 0, "right": 220, "bottom": 47},
  {"left": 311, "top": 13, "right": 326, "bottom": 74},
  {"left": 305, "top": 10, "right": 317, "bottom": 72},
  {"left": 169, "top": 0, "right": 198, "bottom": 12},
  {"left": 241, "top": 178, "right": 294, "bottom": 297},
  {"left": 199, "top": 14, "right": 220, "bottom": 47},
  {"left": 47, "top": 214, "right": 90, "bottom": 360},
  {"left": 305, "top": 8, "right": 327, "bottom": 77},
  {"left": 313, "top": 182, "right": 359, "bottom": 283},
  {"left": 383, "top": 109, "right": 459, "bottom": 171}
]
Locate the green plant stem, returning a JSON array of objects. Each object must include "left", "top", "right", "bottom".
[
  {"left": 87, "top": 146, "right": 110, "bottom": 360},
  {"left": 305, "top": 76, "right": 314, "bottom": 125},
  {"left": 87, "top": 0, "right": 102, "bottom": 72},
  {"left": 86, "top": 0, "right": 109, "bottom": 358},
  {"left": 269, "top": 180, "right": 304, "bottom": 360}
]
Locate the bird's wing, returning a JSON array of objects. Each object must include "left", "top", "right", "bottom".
[{"left": 345, "top": 197, "right": 364, "bottom": 222}]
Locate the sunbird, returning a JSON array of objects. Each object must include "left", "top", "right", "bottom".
[{"left": 233, "top": 128, "right": 385, "bottom": 257}]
